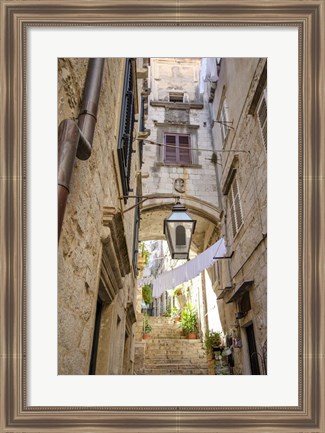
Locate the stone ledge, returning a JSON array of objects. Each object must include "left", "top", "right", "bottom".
[
  {"left": 155, "top": 163, "right": 202, "bottom": 169},
  {"left": 150, "top": 101, "right": 203, "bottom": 110},
  {"left": 154, "top": 121, "right": 200, "bottom": 130}
]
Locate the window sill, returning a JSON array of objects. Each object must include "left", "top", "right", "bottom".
[
  {"left": 150, "top": 101, "right": 204, "bottom": 110},
  {"left": 156, "top": 162, "right": 202, "bottom": 169},
  {"left": 232, "top": 222, "right": 244, "bottom": 241}
]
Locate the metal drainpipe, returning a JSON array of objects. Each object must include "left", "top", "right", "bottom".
[{"left": 58, "top": 58, "right": 105, "bottom": 239}]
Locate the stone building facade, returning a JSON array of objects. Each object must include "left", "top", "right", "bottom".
[
  {"left": 205, "top": 58, "right": 267, "bottom": 374},
  {"left": 58, "top": 58, "right": 148, "bottom": 374},
  {"left": 139, "top": 58, "right": 223, "bottom": 337}
]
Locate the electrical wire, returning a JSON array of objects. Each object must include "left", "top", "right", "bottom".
[{"left": 142, "top": 138, "right": 249, "bottom": 154}]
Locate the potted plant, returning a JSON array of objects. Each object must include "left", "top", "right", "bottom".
[
  {"left": 171, "top": 306, "right": 181, "bottom": 322},
  {"left": 143, "top": 315, "right": 152, "bottom": 340},
  {"left": 180, "top": 303, "right": 198, "bottom": 339},
  {"left": 138, "top": 242, "right": 150, "bottom": 271},
  {"left": 204, "top": 330, "right": 222, "bottom": 356},
  {"left": 142, "top": 284, "right": 152, "bottom": 306}
]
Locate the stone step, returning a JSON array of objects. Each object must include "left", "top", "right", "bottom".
[
  {"left": 145, "top": 362, "right": 208, "bottom": 369},
  {"left": 147, "top": 351, "right": 205, "bottom": 357},
  {"left": 142, "top": 368, "right": 209, "bottom": 375},
  {"left": 145, "top": 338, "right": 203, "bottom": 344},
  {"left": 146, "top": 346, "right": 205, "bottom": 354},
  {"left": 146, "top": 346, "right": 203, "bottom": 351},
  {"left": 145, "top": 356, "right": 207, "bottom": 361},
  {"left": 145, "top": 351, "right": 207, "bottom": 362},
  {"left": 146, "top": 346, "right": 203, "bottom": 352},
  {"left": 146, "top": 358, "right": 206, "bottom": 365},
  {"left": 148, "top": 334, "right": 183, "bottom": 338},
  {"left": 145, "top": 364, "right": 208, "bottom": 372},
  {"left": 147, "top": 357, "right": 206, "bottom": 364},
  {"left": 146, "top": 343, "right": 205, "bottom": 350}
]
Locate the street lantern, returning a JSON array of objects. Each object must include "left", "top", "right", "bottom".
[{"left": 163, "top": 201, "right": 196, "bottom": 260}]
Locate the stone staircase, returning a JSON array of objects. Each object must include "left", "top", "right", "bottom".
[{"left": 138, "top": 317, "right": 209, "bottom": 375}]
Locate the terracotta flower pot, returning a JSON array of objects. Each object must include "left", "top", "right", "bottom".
[
  {"left": 187, "top": 332, "right": 197, "bottom": 339},
  {"left": 143, "top": 333, "right": 151, "bottom": 340}
]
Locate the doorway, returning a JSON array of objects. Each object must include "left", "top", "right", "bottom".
[
  {"left": 88, "top": 298, "right": 103, "bottom": 375},
  {"left": 246, "top": 323, "right": 260, "bottom": 375}
]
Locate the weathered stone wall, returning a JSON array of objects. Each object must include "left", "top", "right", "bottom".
[
  {"left": 210, "top": 58, "right": 267, "bottom": 375},
  {"left": 140, "top": 58, "right": 221, "bottom": 254},
  {"left": 58, "top": 58, "right": 141, "bottom": 374}
]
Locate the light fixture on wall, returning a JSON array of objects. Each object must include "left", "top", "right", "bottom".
[{"left": 163, "top": 200, "right": 196, "bottom": 260}]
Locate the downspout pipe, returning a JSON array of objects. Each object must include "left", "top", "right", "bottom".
[
  {"left": 77, "top": 58, "right": 105, "bottom": 160},
  {"left": 58, "top": 58, "right": 105, "bottom": 239}
]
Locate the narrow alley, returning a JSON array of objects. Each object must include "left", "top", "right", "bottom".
[{"left": 58, "top": 57, "right": 267, "bottom": 376}]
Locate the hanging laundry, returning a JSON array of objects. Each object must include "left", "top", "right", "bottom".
[
  {"left": 199, "top": 58, "right": 219, "bottom": 94},
  {"left": 152, "top": 238, "right": 226, "bottom": 298}
]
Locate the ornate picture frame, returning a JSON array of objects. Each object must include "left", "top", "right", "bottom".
[{"left": 1, "top": 1, "right": 324, "bottom": 431}]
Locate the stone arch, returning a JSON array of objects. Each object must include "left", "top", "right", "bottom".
[{"left": 139, "top": 196, "right": 222, "bottom": 253}]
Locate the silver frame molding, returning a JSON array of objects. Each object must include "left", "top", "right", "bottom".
[{"left": 0, "top": 1, "right": 324, "bottom": 432}]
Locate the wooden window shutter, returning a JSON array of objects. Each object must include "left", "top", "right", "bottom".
[
  {"left": 178, "top": 135, "right": 191, "bottom": 163},
  {"left": 164, "top": 133, "right": 191, "bottom": 164},
  {"left": 258, "top": 95, "right": 267, "bottom": 150},
  {"left": 229, "top": 177, "right": 243, "bottom": 237},
  {"left": 165, "top": 134, "right": 177, "bottom": 163},
  {"left": 117, "top": 59, "right": 135, "bottom": 203}
]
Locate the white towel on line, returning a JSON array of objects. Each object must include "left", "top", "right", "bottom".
[{"left": 152, "top": 238, "right": 226, "bottom": 298}]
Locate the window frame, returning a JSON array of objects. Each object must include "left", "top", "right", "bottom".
[
  {"left": 257, "top": 87, "right": 267, "bottom": 150},
  {"left": 169, "top": 92, "right": 184, "bottom": 103},
  {"left": 228, "top": 175, "right": 243, "bottom": 237},
  {"left": 218, "top": 98, "right": 230, "bottom": 147},
  {"left": 164, "top": 133, "right": 192, "bottom": 165},
  {"left": 117, "top": 58, "right": 135, "bottom": 203}
]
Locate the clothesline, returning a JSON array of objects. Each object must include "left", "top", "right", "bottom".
[{"left": 152, "top": 238, "right": 226, "bottom": 298}]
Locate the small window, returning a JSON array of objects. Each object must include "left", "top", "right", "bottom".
[
  {"left": 228, "top": 176, "right": 243, "bottom": 237},
  {"left": 169, "top": 92, "right": 184, "bottom": 103},
  {"left": 257, "top": 88, "right": 267, "bottom": 150},
  {"left": 238, "top": 291, "right": 251, "bottom": 313},
  {"left": 164, "top": 133, "right": 192, "bottom": 164}
]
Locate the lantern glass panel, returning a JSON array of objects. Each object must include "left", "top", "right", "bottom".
[{"left": 164, "top": 219, "right": 196, "bottom": 259}]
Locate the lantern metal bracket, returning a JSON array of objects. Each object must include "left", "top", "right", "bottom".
[{"left": 119, "top": 194, "right": 180, "bottom": 214}]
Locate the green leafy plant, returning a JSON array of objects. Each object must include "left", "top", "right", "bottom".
[
  {"left": 180, "top": 303, "right": 198, "bottom": 335},
  {"left": 171, "top": 306, "right": 180, "bottom": 318},
  {"left": 142, "top": 284, "right": 152, "bottom": 305},
  {"left": 143, "top": 315, "right": 152, "bottom": 334},
  {"left": 162, "top": 307, "right": 171, "bottom": 317},
  {"left": 139, "top": 242, "right": 150, "bottom": 265},
  {"left": 204, "top": 330, "right": 222, "bottom": 354}
]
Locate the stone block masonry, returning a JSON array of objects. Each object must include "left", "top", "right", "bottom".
[{"left": 58, "top": 58, "right": 144, "bottom": 375}]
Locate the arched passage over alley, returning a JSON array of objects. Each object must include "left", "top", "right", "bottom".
[
  {"left": 138, "top": 196, "right": 222, "bottom": 253},
  {"left": 134, "top": 195, "right": 225, "bottom": 375}
]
